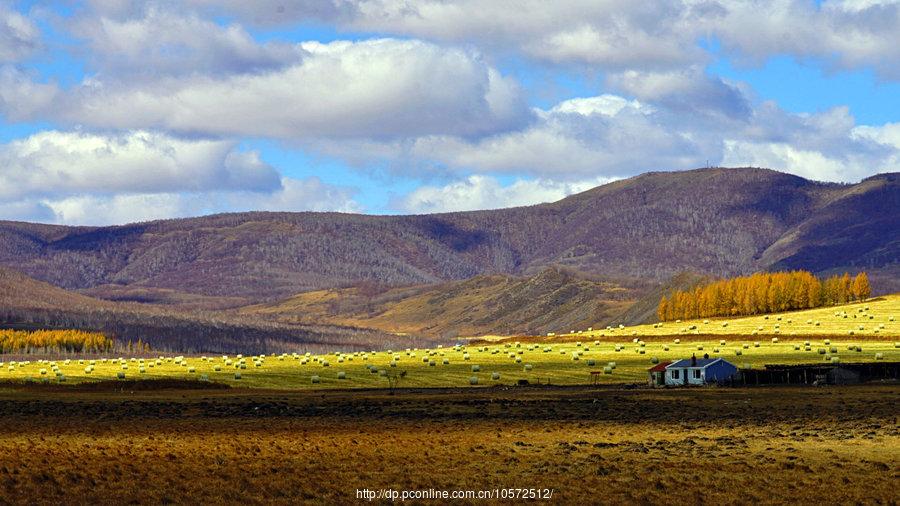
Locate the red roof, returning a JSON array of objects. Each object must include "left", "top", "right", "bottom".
[{"left": 648, "top": 361, "right": 672, "bottom": 373}]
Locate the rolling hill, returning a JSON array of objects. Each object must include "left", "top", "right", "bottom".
[
  {"left": 0, "top": 267, "right": 414, "bottom": 354},
  {"left": 241, "top": 267, "right": 647, "bottom": 338},
  {"left": 0, "top": 167, "right": 897, "bottom": 349},
  {"left": 0, "top": 167, "right": 896, "bottom": 305}
]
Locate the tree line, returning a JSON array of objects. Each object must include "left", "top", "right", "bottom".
[
  {"left": 657, "top": 271, "right": 871, "bottom": 322},
  {"left": 0, "top": 329, "right": 114, "bottom": 354}
]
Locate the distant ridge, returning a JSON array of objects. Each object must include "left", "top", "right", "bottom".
[{"left": 0, "top": 167, "right": 896, "bottom": 304}]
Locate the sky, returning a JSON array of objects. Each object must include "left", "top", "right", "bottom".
[{"left": 0, "top": 0, "right": 899, "bottom": 225}]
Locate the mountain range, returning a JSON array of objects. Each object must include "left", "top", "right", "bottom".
[{"left": 0, "top": 167, "right": 897, "bottom": 350}]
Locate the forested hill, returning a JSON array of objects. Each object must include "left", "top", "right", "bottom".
[{"left": 0, "top": 167, "right": 897, "bottom": 303}]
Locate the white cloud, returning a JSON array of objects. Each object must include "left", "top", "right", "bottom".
[
  {"left": 0, "top": 66, "right": 59, "bottom": 121},
  {"left": 191, "top": 0, "right": 900, "bottom": 79},
  {"left": 71, "top": 6, "right": 304, "bottom": 77},
  {"left": 395, "top": 175, "right": 616, "bottom": 213},
  {"left": 48, "top": 38, "right": 530, "bottom": 141},
  {"left": 0, "top": 130, "right": 282, "bottom": 200},
  {"left": 312, "top": 92, "right": 716, "bottom": 177},
  {"left": 39, "top": 176, "right": 360, "bottom": 225},
  {"left": 0, "top": 6, "right": 40, "bottom": 63}
]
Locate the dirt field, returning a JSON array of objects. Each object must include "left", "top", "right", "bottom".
[{"left": 0, "top": 383, "right": 897, "bottom": 505}]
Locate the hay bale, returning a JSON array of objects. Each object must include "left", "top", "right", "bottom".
[
  {"left": 754, "top": 342, "right": 760, "bottom": 348},
  {"left": 524, "top": 364, "right": 533, "bottom": 371},
  {"left": 469, "top": 376, "right": 479, "bottom": 385},
  {"left": 735, "top": 349, "right": 742, "bottom": 356},
  {"left": 663, "top": 345, "right": 670, "bottom": 351},
  {"left": 674, "top": 339, "right": 680, "bottom": 344},
  {"left": 586, "top": 359, "right": 596, "bottom": 366},
  {"left": 117, "top": 371, "right": 125, "bottom": 380},
  {"left": 491, "top": 372, "right": 500, "bottom": 380},
  {"left": 603, "top": 366, "right": 612, "bottom": 374},
  {"left": 650, "top": 357, "right": 659, "bottom": 364},
  {"left": 311, "top": 375, "right": 320, "bottom": 383},
  {"left": 875, "top": 353, "right": 884, "bottom": 360}
]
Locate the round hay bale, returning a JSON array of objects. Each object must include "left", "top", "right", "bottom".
[
  {"left": 586, "top": 359, "right": 596, "bottom": 366},
  {"left": 735, "top": 349, "right": 742, "bottom": 356},
  {"left": 491, "top": 372, "right": 500, "bottom": 380},
  {"left": 469, "top": 376, "right": 479, "bottom": 385},
  {"left": 524, "top": 364, "right": 533, "bottom": 371},
  {"left": 650, "top": 357, "right": 659, "bottom": 364},
  {"left": 311, "top": 375, "right": 320, "bottom": 383},
  {"left": 875, "top": 353, "right": 884, "bottom": 360}
]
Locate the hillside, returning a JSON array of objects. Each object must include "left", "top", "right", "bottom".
[
  {"left": 0, "top": 168, "right": 896, "bottom": 304},
  {"left": 0, "top": 268, "right": 415, "bottom": 354},
  {"left": 242, "top": 267, "right": 646, "bottom": 338},
  {"left": 560, "top": 294, "right": 900, "bottom": 341}
]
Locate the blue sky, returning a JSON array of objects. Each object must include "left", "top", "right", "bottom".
[{"left": 0, "top": 1, "right": 898, "bottom": 224}]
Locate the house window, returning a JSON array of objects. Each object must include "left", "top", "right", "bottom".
[
  {"left": 693, "top": 370, "right": 702, "bottom": 379},
  {"left": 672, "top": 370, "right": 679, "bottom": 379}
]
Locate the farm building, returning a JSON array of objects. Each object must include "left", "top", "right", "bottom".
[
  {"left": 664, "top": 355, "right": 738, "bottom": 386},
  {"left": 740, "top": 361, "right": 899, "bottom": 386},
  {"left": 647, "top": 361, "right": 672, "bottom": 386}
]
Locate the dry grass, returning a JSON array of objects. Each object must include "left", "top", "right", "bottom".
[{"left": 0, "top": 385, "right": 896, "bottom": 504}]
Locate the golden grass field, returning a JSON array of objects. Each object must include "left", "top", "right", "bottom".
[
  {"left": 0, "top": 298, "right": 897, "bottom": 504},
  {"left": 566, "top": 294, "right": 900, "bottom": 339},
  {"left": 0, "top": 384, "right": 896, "bottom": 504},
  {"left": 0, "top": 297, "right": 897, "bottom": 390}
]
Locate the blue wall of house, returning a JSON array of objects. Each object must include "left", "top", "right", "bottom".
[{"left": 704, "top": 361, "right": 738, "bottom": 382}]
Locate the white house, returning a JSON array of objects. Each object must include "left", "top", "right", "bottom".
[{"left": 664, "top": 356, "right": 738, "bottom": 386}]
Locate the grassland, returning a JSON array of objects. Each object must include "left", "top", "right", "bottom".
[
  {"left": 0, "top": 339, "right": 896, "bottom": 390},
  {"left": 0, "top": 385, "right": 896, "bottom": 504},
  {"left": 563, "top": 294, "right": 900, "bottom": 340},
  {"left": 0, "top": 297, "right": 895, "bottom": 390}
]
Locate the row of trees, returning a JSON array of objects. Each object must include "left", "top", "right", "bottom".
[
  {"left": 0, "top": 329, "right": 113, "bottom": 354},
  {"left": 658, "top": 271, "right": 871, "bottom": 322}
]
